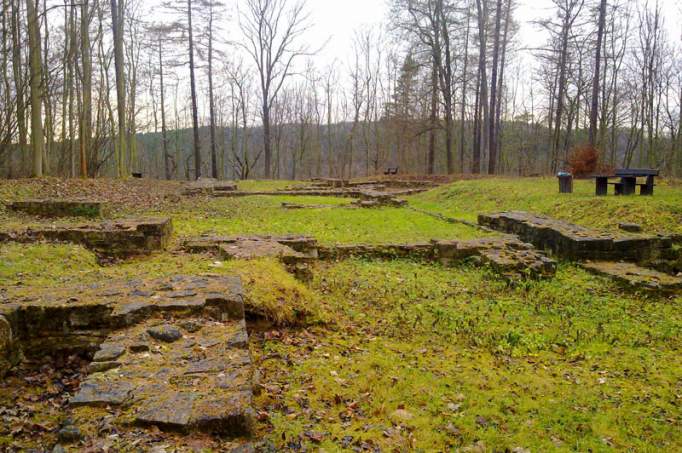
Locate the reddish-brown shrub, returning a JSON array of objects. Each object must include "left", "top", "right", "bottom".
[{"left": 568, "top": 145, "right": 600, "bottom": 177}]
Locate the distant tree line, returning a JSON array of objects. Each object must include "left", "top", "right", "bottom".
[{"left": 0, "top": 0, "right": 680, "bottom": 180}]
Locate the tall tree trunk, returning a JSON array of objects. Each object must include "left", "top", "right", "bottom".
[
  {"left": 41, "top": 0, "right": 52, "bottom": 174},
  {"left": 111, "top": 0, "right": 126, "bottom": 177},
  {"left": 81, "top": 0, "right": 91, "bottom": 177},
  {"left": 473, "top": 0, "right": 488, "bottom": 174},
  {"left": 588, "top": 0, "right": 607, "bottom": 148},
  {"left": 428, "top": 58, "right": 437, "bottom": 174},
  {"left": 25, "top": 0, "right": 44, "bottom": 177},
  {"left": 460, "top": 5, "right": 471, "bottom": 173},
  {"left": 495, "top": 0, "right": 512, "bottom": 174},
  {"left": 440, "top": 6, "right": 454, "bottom": 175},
  {"left": 208, "top": 3, "right": 218, "bottom": 179},
  {"left": 12, "top": 0, "right": 28, "bottom": 175},
  {"left": 159, "top": 38, "right": 170, "bottom": 180},
  {"left": 488, "top": 0, "right": 503, "bottom": 174},
  {"left": 263, "top": 103, "right": 272, "bottom": 178},
  {"left": 187, "top": 0, "right": 201, "bottom": 179}
]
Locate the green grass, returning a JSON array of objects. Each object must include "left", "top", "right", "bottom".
[
  {"left": 138, "top": 195, "right": 487, "bottom": 244},
  {"left": 409, "top": 177, "right": 682, "bottom": 234},
  {"left": 255, "top": 259, "right": 682, "bottom": 451}
]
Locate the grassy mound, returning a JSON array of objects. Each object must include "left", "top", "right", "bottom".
[{"left": 409, "top": 177, "right": 682, "bottom": 234}]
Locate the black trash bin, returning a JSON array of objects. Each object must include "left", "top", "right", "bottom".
[{"left": 557, "top": 172, "right": 573, "bottom": 194}]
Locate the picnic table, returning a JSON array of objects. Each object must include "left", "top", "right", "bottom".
[{"left": 594, "top": 169, "right": 658, "bottom": 196}]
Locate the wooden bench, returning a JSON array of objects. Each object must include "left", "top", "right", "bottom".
[
  {"left": 615, "top": 169, "right": 658, "bottom": 196},
  {"left": 595, "top": 169, "right": 658, "bottom": 196},
  {"left": 384, "top": 167, "right": 399, "bottom": 176}
]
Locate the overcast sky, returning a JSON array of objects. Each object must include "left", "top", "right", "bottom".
[{"left": 299, "top": 0, "right": 682, "bottom": 69}]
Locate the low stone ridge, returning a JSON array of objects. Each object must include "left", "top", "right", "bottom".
[
  {"left": 346, "top": 179, "right": 440, "bottom": 189},
  {"left": 183, "top": 234, "right": 555, "bottom": 280},
  {"left": 7, "top": 200, "right": 105, "bottom": 218},
  {"left": 352, "top": 190, "right": 407, "bottom": 208},
  {"left": 580, "top": 261, "right": 682, "bottom": 292},
  {"left": 184, "top": 234, "right": 319, "bottom": 259},
  {"left": 619, "top": 223, "right": 643, "bottom": 233},
  {"left": 307, "top": 178, "right": 349, "bottom": 188},
  {"left": 0, "top": 218, "right": 172, "bottom": 261},
  {"left": 478, "top": 211, "right": 677, "bottom": 264},
  {"left": 184, "top": 235, "right": 318, "bottom": 281},
  {"left": 281, "top": 202, "right": 339, "bottom": 210},
  {"left": 183, "top": 177, "right": 238, "bottom": 195},
  {"left": 1, "top": 275, "right": 254, "bottom": 438},
  {"left": 319, "top": 237, "right": 556, "bottom": 279}
]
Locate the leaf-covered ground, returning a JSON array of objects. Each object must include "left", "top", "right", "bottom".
[{"left": 1, "top": 177, "right": 681, "bottom": 451}]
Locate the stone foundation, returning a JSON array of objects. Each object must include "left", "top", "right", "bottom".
[
  {"left": 1, "top": 275, "right": 255, "bottom": 438},
  {"left": 185, "top": 235, "right": 318, "bottom": 281},
  {"left": 1, "top": 218, "right": 172, "bottom": 261},
  {"left": 7, "top": 200, "right": 106, "bottom": 218},
  {"left": 319, "top": 237, "right": 556, "bottom": 279},
  {"left": 478, "top": 211, "right": 677, "bottom": 264},
  {"left": 185, "top": 234, "right": 555, "bottom": 280}
]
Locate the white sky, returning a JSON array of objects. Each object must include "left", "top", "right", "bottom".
[
  {"left": 121, "top": 0, "right": 682, "bottom": 125},
  {"left": 300, "top": 0, "right": 682, "bottom": 64}
]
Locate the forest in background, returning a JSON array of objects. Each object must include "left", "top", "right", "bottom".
[{"left": 0, "top": 0, "right": 681, "bottom": 180}]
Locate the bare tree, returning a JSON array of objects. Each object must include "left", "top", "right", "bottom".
[{"left": 238, "top": 0, "right": 313, "bottom": 178}]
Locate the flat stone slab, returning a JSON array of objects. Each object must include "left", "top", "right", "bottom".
[
  {"left": 1, "top": 275, "right": 245, "bottom": 364},
  {"left": 2, "top": 274, "right": 254, "bottom": 438},
  {"left": 7, "top": 200, "right": 105, "bottom": 218},
  {"left": 184, "top": 235, "right": 319, "bottom": 259},
  {"left": 0, "top": 218, "right": 172, "bottom": 262},
  {"left": 72, "top": 317, "right": 254, "bottom": 436},
  {"left": 218, "top": 240, "right": 305, "bottom": 261},
  {"left": 580, "top": 261, "right": 682, "bottom": 292}
]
